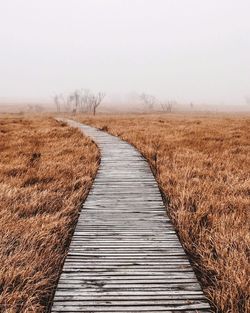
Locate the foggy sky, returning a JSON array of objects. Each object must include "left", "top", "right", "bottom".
[{"left": 0, "top": 0, "right": 249, "bottom": 105}]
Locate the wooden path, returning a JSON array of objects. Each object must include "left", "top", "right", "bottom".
[{"left": 51, "top": 119, "right": 211, "bottom": 312}]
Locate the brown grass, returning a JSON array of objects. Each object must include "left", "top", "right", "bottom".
[
  {"left": 76, "top": 113, "right": 250, "bottom": 313},
  {"left": 0, "top": 116, "right": 99, "bottom": 312}
]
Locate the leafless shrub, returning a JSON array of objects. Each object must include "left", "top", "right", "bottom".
[{"left": 160, "top": 100, "right": 177, "bottom": 113}]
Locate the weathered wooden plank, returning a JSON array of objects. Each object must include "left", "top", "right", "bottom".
[
  {"left": 51, "top": 303, "right": 210, "bottom": 311},
  {"left": 52, "top": 300, "right": 209, "bottom": 306},
  {"left": 62, "top": 268, "right": 193, "bottom": 272},
  {"left": 63, "top": 260, "right": 190, "bottom": 264},
  {"left": 59, "top": 271, "right": 196, "bottom": 277},
  {"left": 56, "top": 283, "right": 203, "bottom": 291},
  {"left": 54, "top": 290, "right": 204, "bottom": 296},
  {"left": 53, "top": 295, "right": 206, "bottom": 302},
  {"left": 51, "top": 119, "right": 210, "bottom": 312}
]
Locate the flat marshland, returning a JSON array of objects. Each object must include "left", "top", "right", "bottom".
[
  {"left": 0, "top": 113, "right": 249, "bottom": 313},
  {"left": 76, "top": 113, "right": 250, "bottom": 313},
  {"left": 0, "top": 116, "right": 99, "bottom": 312}
]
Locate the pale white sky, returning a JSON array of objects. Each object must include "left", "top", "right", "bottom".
[{"left": 0, "top": 0, "right": 249, "bottom": 105}]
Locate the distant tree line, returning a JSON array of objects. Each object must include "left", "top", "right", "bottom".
[
  {"left": 54, "top": 89, "right": 105, "bottom": 115},
  {"left": 54, "top": 90, "right": 198, "bottom": 114},
  {"left": 140, "top": 93, "right": 178, "bottom": 112}
]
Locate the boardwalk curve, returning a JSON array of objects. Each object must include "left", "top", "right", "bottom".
[{"left": 51, "top": 119, "right": 210, "bottom": 312}]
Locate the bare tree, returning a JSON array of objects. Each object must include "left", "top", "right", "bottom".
[
  {"left": 79, "top": 89, "right": 91, "bottom": 113},
  {"left": 62, "top": 95, "right": 70, "bottom": 112},
  {"left": 140, "top": 93, "right": 157, "bottom": 111},
  {"left": 69, "top": 90, "right": 81, "bottom": 113},
  {"left": 54, "top": 94, "right": 66, "bottom": 113},
  {"left": 88, "top": 92, "right": 105, "bottom": 115},
  {"left": 53, "top": 95, "right": 61, "bottom": 113}
]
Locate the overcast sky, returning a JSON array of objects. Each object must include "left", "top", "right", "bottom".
[{"left": 0, "top": 0, "right": 249, "bottom": 105}]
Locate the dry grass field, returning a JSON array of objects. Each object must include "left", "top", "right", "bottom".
[
  {"left": 0, "top": 116, "right": 99, "bottom": 312},
  {"left": 76, "top": 113, "right": 250, "bottom": 313}
]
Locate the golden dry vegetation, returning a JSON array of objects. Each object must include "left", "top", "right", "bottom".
[
  {"left": 0, "top": 116, "right": 99, "bottom": 312},
  {"left": 76, "top": 113, "right": 250, "bottom": 313}
]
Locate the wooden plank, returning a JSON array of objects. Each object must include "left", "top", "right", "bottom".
[
  {"left": 51, "top": 119, "right": 211, "bottom": 312},
  {"left": 51, "top": 303, "right": 210, "bottom": 311},
  {"left": 52, "top": 300, "right": 209, "bottom": 306},
  {"left": 54, "top": 290, "right": 204, "bottom": 296}
]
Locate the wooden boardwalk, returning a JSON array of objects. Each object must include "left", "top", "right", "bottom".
[{"left": 51, "top": 119, "right": 211, "bottom": 312}]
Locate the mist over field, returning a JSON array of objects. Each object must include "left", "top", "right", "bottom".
[
  {"left": 0, "top": 0, "right": 250, "bottom": 111},
  {"left": 1, "top": 2, "right": 250, "bottom": 312}
]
